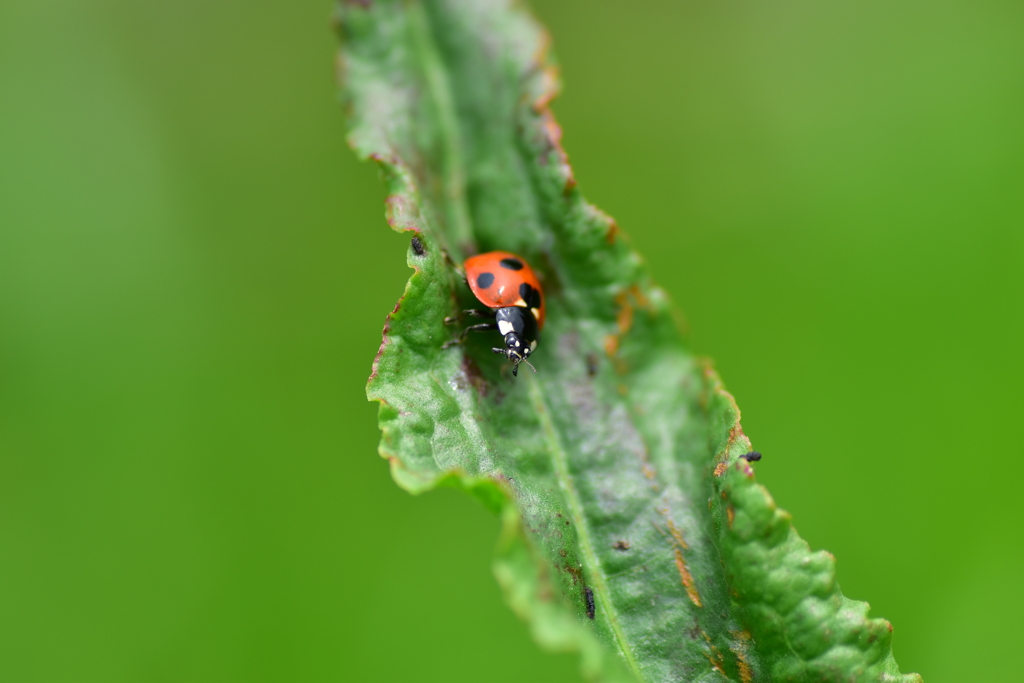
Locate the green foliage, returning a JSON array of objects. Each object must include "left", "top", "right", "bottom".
[{"left": 338, "top": 1, "right": 922, "bottom": 681}]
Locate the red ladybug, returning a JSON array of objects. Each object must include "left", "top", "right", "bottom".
[{"left": 444, "top": 250, "right": 545, "bottom": 376}]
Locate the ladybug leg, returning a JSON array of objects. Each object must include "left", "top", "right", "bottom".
[
  {"left": 444, "top": 308, "right": 494, "bottom": 325},
  {"left": 461, "top": 322, "right": 498, "bottom": 340},
  {"left": 441, "top": 322, "right": 498, "bottom": 349}
]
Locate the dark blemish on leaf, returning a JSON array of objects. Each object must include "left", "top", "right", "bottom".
[
  {"left": 741, "top": 451, "right": 761, "bottom": 462},
  {"left": 476, "top": 272, "right": 495, "bottom": 289},
  {"left": 410, "top": 236, "right": 425, "bottom": 256},
  {"left": 499, "top": 257, "right": 523, "bottom": 270},
  {"left": 584, "top": 587, "right": 595, "bottom": 619},
  {"left": 612, "top": 540, "right": 630, "bottom": 551},
  {"left": 563, "top": 563, "right": 584, "bottom": 587},
  {"left": 586, "top": 353, "right": 599, "bottom": 377},
  {"left": 559, "top": 549, "right": 567, "bottom": 558},
  {"left": 461, "top": 354, "right": 488, "bottom": 396}
]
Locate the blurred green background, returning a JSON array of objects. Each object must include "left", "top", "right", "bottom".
[{"left": 1, "top": 0, "right": 1021, "bottom": 681}]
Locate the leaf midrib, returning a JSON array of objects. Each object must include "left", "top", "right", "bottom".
[{"left": 527, "top": 379, "right": 643, "bottom": 681}]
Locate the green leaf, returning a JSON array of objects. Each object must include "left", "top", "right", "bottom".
[{"left": 337, "top": 1, "right": 922, "bottom": 681}]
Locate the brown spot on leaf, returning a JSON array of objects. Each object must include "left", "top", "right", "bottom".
[
  {"left": 606, "top": 221, "right": 619, "bottom": 244},
  {"left": 604, "top": 285, "right": 652, "bottom": 367},
  {"left": 615, "top": 290, "right": 635, "bottom": 336},
  {"left": 700, "top": 631, "right": 726, "bottom": 675},
  {"left": 713, "top": 462, "right": 728, "bottom": 477},
  {"left": 525, "top": 34, "right": 576, "bottom": 195},
  {"left": 666, "top": 519, "right": 689, "bottom": 549},
  {"left": 728, "top": 630, "right": 754, "bottom": 683},
  {"left": 674, "top": 548, "right": 702, "bottom": 607},
  {"left": 628, "top": 284, "right": 650, "bottom": 309},
  {"left": 367, "top": 299, "right": 402, "bottom": 383},
  {"left": 727, "top": 506, "right": 735, "bottom": 528},
  {"left": 603, "top": 334, "right": 619, "bottom": 357},
  {"left": 563, "top": 562, "right": 584, "bottom": 586},
  {"left": 612, "top": 540, "right": 631, "bottom": 551},
  {"left": 726, "top": 422, "right": 747, "bottom": 455}
]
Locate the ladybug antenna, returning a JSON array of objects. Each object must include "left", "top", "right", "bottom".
[{"left": 511, "top": 357, "right": 537, "bottom": 377}]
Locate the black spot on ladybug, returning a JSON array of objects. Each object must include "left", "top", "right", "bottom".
[
  {"left": 584, "top": 587, "right": 595, "bottom": 619},
  {"left": 500, "top": 257, "right": 524, "bottom": 270},
  {"left": 519, "top": 282, "right": 532, "bottom": 301},
  {"left": 410, "top": 236, "right": 425, "bottom": 256},
  {"left": 529, "top": 289, "right": 541, "bottom": 309},
  {"left": 741, "top": 451, "right": 762, "bottom": 462},
  {"left": 476, "top": 272, "right": 495, "bottom": 289}
]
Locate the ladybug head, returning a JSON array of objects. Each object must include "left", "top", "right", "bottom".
[{"left": 492, "top": 333, "right": 536, "bottom": 377}]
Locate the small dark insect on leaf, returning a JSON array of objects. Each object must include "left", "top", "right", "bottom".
[
  {"left": 612, "top": 540, "right": 631, "bottom": 551},
  {"left": 410, "top": 236, "right": 425, "bottom": 256},
  {"left": 741, "top": 451, "right": 762, "bottom": 462},
  {"left": 585, "top": 352, "right": 599, "bottom": 378},
  {"left": 583, "top": 587, "right": 595, "bottom": 619}
]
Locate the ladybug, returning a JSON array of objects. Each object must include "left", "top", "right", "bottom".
[{"left": 444, "top": 250, "right": 545, "bottom": 377}]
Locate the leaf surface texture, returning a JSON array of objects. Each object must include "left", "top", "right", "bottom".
[{"left": 338, "top": 2, "right": 921, "bottom": 681}]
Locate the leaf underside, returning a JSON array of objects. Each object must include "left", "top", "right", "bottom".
[{"left": 337, "top": 1, "right": 922, "bottom": 681}]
